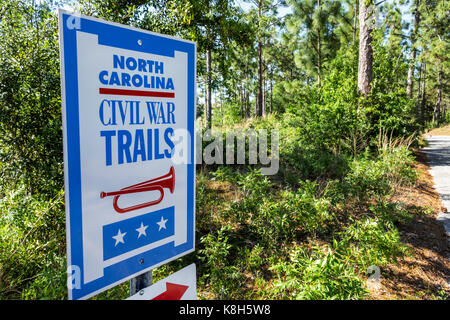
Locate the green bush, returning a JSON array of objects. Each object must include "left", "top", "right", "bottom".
[
  {"left": 338, "top": 216, "right": 409, "bottom": 271},
  {"left": 251, "top": 180, "right": 333, "bottom": 244},
  {"left": 270, "top": 244, "right": 367, "bottom": 300},
  {"left": 268, "top": 212, "right": 408, "bottom": 300},
  {"left": 343, "top": 146, "right": 417, "bottom": 202},
  {"left": 199, "top": 226, "right": 245, "bottom": 299},
  {"left": 0, "top": 186, "right": 66, "bottom": 299},
  {"left": 0, "top": 1, "right": 63, "bottom": 197}
]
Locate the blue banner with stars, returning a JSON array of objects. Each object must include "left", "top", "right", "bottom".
[{"left": 103, "top": 206, "right": 174, "bottom": 260}]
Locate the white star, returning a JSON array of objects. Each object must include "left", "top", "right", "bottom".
[
  {"left": 156, "top": 216, "right": 168, "bottom": 231},
  {"left": 136, "top": 222, "right": 149, "bottom": 238},
  {"left": 112, "top": 229, "right": 126, "bottom": 246}
]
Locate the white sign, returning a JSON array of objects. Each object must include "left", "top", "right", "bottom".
[
  {"left": 59, "top": 10, "right": 196, "bottom": 300},
  {"left": 127, "top": 264, "right": 197, "bottom": 300}
]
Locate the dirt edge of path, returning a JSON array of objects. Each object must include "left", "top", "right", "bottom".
[{"left": 368, "top": 131, "right": 450, "bottom": 299}]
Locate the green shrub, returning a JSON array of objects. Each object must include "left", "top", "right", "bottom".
[
  {"left": 250, "top": 180, "right": 333, "bottom": 246},
  {"left": 0, "top": 1, "right": 63, "bottom": 197},
  {"left": 343, "top": 146, "right": 417, "bottom": 203},
  {"left": 222, "top": 168, "right": 273, "bottom": 224},
  {"left": 210, "top": 166, "right": 238, "bottom": 184},
  {"left": 270, "top": 244, "right": 367, "bottom": 300},
  {"left": 369, "top": 201, "right": 416, "bottom": 225},
  {"left": 344, "top": 154, "right": 392, "bottom": 202},
  {"left": 338, "top": 216, "right": 409, "bottom": 271},
  {"left": 0, "top": 186, "right": 66, "bottom": 299},
  {"left": 198, "top": 226, "right": 245, "bottom": 299}
]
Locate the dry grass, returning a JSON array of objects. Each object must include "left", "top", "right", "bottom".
[
  {"left": 423, "top": 125, "right": 450, "bottom": 137},
  {"left": 377, "top": 127, "right": 416, "bottom": 151}
]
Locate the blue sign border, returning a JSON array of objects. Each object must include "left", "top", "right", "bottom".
[{"left": 59, "top": 10, "right": 196, "bottom": 300}]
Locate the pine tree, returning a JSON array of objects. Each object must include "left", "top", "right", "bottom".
[
  {"left": 357, "top": 0, "right": 373, "bottom": 97},
  {"left": 286, "top": 0, "right": 345, "bottom": 86},
  {"left": 406, "top": 0, "right": 421, "bottom": 98},
  {"left": 417, "top": 0, "right": 449, "bottom": 127},
  {"left": 245, "top": 0, "right": 279, "bottom": 117}
]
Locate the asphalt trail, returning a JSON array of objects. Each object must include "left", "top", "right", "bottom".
[{"left": 423, "top": 136, "right": 450, "bottom": 241}]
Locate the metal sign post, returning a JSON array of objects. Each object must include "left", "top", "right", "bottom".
[
  {"left": 130, "top": 271, "right": 152, "bottom": 296},
  {"left": 127, "top": 264, "right": 196, "bottom": 300}
]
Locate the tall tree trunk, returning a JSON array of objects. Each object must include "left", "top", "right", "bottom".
[
  {"left": 406, "top": 0, "right": 420, "bottom": 98},
  {"left": 256, "top": 0, "right": 263, "bottom": 117},
  {"left": 239, "top": 85, "right": 244, "bottom": 119},
  {"left": 242, "top": 86, "right": 246, "bottom": 118},
  {"left": 206, "top": 47, "right": 212, "bottom": 128},
  {"left": 317, "top": 0, "right": 322, "bottom": 86},
  {"left": 443, "top": 103, "right": 447, "bottom": 122},
  {"left": 317, "top": 30, "right": 322, "bottom": 86},
  {"left": 257, "top": 39, "right": 263, "bottom": 117},
  {"left": 244, "top": 60, "right": 249, "bottom": 118},
  {"left": 270, "top": 68, "right": 273, "bottom": 113},
  {"left": 245, "top": 91, "right": 250, "bottom": 118},
  {"left": 357, "top": 0, "right": 373, "bottom": 97},
  {"left": 435, "top": 58, "right": 442, "bottom": 128},
  {"left": 353, "top": 0, "right": 358, "bottom": 45},
  {"left": 420, "top": 62, "right": 426, "bottom": 128},
  {"left": 415, "top": 61, "right": 422, "bottom": 119},
  {"left": 416, "top": 61, "right": 422, "bottom": 101},
  {"left": 262, "top": 77, "right": 266, "bottom": 116}
]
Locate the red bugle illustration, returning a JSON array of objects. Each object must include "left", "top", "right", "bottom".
[{"left": 100, "top": 166, "right": 175, "bottom": 213}]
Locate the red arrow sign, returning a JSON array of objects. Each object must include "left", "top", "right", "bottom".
[{"left": 152, "top": 282, "right": 189, "bottom": 300}]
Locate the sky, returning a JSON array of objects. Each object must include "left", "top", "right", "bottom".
[
  {"left": 237, "top": 0, "right": 293, "bottom": 18},
  {"left": 237, "top": 0, "right": 412, "bottom": 28}
]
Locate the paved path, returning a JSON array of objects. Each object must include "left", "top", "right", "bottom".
[{"left": 423, "top": 136, "right": 450, "bottom": 239}]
